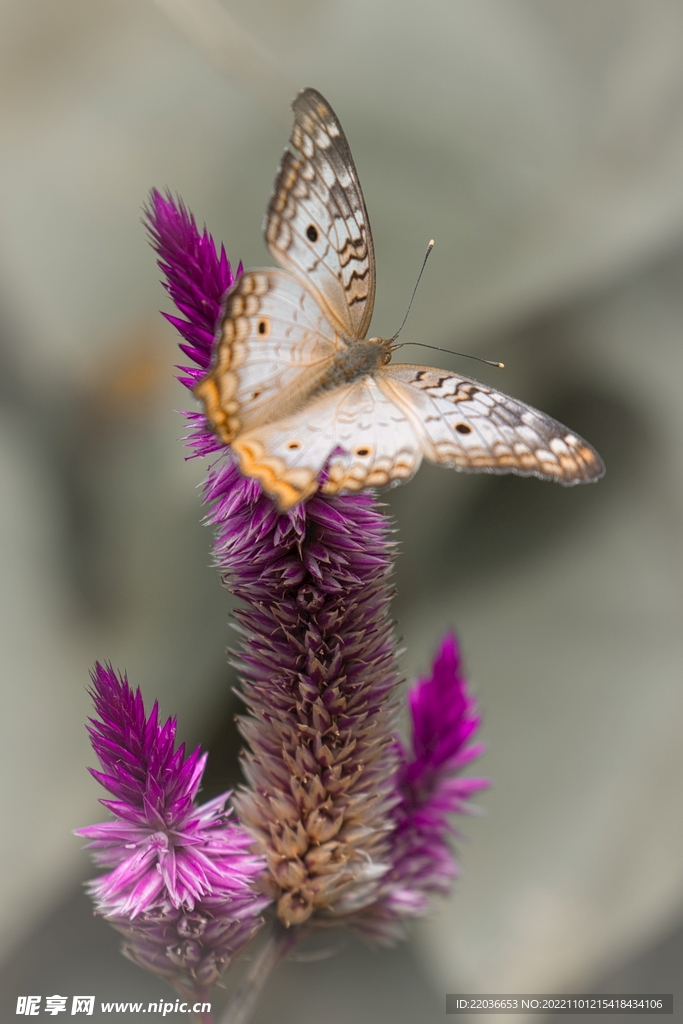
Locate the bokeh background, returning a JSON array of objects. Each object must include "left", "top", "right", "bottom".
[{"left": 1, "top": 0, "right": 682, "bottom": 1019}]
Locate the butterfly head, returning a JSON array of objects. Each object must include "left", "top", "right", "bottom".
[{"left": 368, "top": 337, "right": 393, "bottom": 366}]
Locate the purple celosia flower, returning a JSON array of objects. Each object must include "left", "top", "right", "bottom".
[
  {"left": 212, "top": 464, "right": 401, "bottom": 928},
  {"left": 143, "top": 189, "right": 487, "bottom": 935},
  {"left": 75, "top": 663, "right": 269, "bottom": 999},
  {"left": 355, "top": 633, "right": 490, "bottom": 942}
]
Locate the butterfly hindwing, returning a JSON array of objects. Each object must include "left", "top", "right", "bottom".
[
  {"left": 231, "top": 378, "right": 422, "bottom": 509},
  {"left": 380, "top": 364, "right": 605, "bottom": 485},
  {"left": 265, "top": 88, "right": 376, "bottom": 340}
]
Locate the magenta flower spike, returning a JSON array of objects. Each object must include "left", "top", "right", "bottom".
[
  {"left": 77, "top": 190, "right": 487, "bottom": 1022},
  {"left": 356, "top": 633, "right": 490, "bottom": 942},
  {"left": 75, "top": 663, "right": 269, "bottom": 1000}
]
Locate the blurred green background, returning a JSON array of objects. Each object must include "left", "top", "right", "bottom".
[{"left": 1, "top": 0, "right": 682, "bottom": 1019}]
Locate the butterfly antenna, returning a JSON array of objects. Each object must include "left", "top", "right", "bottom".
[
  {"left": 390, "top": 239, "right": 435, "bottom": 342},
  {"left": 396, "top": 341, "right": 504, "bottom": 369},
  {"left": 389, "top": 240, "right": 504, "bottom": 368}
]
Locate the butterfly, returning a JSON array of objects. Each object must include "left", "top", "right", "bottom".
[{"left": 195, "top": 87, "right": 605, "bottom": 510}]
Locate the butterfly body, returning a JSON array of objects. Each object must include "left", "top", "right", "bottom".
[
  {"left": 317, "top": 337, "right": 391, "bottom": 384},
  {"left": 195, "top": 88, "right": 604, "bottom": 510}
]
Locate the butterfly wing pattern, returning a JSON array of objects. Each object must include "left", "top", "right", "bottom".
[
  {"left": 379, "top": 366, "right": 602, "bottom": 484},
  {"left": 265, "top": 86, "right": 376, "bottom": 339},
  {"left": 232, "top": 379, "right": 423, "bottom": 509},
  {"left": 195, "top": 268, "right": 341, "bottom": 445},
  {"left": 196, "top": 88, "right": 604, "bottom": 509}
]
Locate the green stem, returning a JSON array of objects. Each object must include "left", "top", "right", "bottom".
[{"left": 218, "top": 920, "right": 299, "bottom": 1024}]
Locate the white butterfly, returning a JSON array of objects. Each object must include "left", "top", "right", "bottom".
[{"left": 195, "top": 88, "right": 604, "bottom": 510}]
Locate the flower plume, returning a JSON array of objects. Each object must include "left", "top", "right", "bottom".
[
  {"left": 145, "top": 189, "right": 240, "bottom": 390},
  {"left": 76, "top": 663, "right": 268, "bottom": 997},
  {"left": 357, "top": 633, "right": 490, "bottom": 941}
]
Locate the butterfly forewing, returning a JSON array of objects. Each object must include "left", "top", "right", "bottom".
[
  {"left": 265, "top": 88, "right": 376, "bottom": 340},
  {"left": 195, "top": 269, "right": 341, "bottom": 444},
  {"left": 380, "top": 365, "right": 605, "bottom": 485}
]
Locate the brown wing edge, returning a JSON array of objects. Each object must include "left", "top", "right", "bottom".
[{"left": 193, "top": 275, "right": 244, "bottom": 445}]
